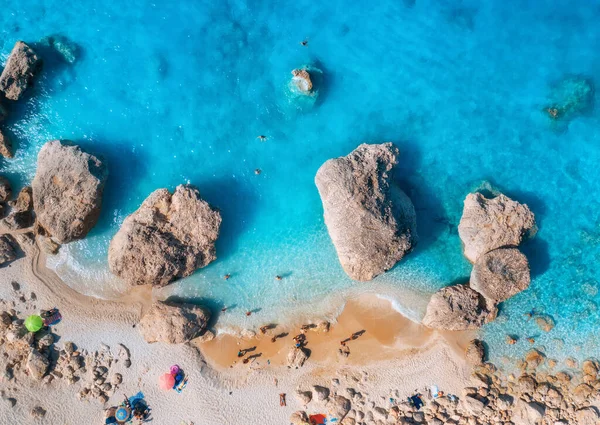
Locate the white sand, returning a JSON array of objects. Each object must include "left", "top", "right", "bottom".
[{"left": 0, "top": 242, "right": 473, "bottom": 424}]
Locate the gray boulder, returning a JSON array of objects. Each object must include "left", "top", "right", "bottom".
[
  {"left": 27, "top": 349, "right": 49, "bottom": 381},
  {"left": 0, "top": 234, "right": 17, "bottom": 266},
  {"left": 511, "top": 399, "right": 545, "bottom": 425},
  {"left": 0, "top": 176, "right": 11, "bottom": 202},
  {"left": 0, "top": 41, "right": 42, "bottom": 101},
  {"left": 315, "top": 143, "right": 417, "bottom": 281},
  {"left": 108, "top": 184, "right": 221, "bottom": 287},
  {"left": 287, "top": 346, "right": 310, "bottom": 368},
  {"left": 32, "top": 141, "right": 107, "bottom": 243},
  {"left": 313, "top": 385, "right": 330, "bottom": 401},
  {"left": 470, "top": 247, "right": 530, "bottom": 302},
  {"left": 327, "top": 395, "right": 351, "bottom": 421},
  {"left": 422, "top": 284, "right": 497, "bottom": 330},
  {"left": 458, "top": 192, "right": 536, "bottom": 263},
  {"left": 138, "top": 301, "right": 211, "bottom": 344},
  {"left": 0, "top": 129, "right": 13, "bottom": 158}
]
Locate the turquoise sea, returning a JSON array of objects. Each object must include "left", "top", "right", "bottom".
[{"left": 1, "top": 0, "right": 600, "bottom": 368}]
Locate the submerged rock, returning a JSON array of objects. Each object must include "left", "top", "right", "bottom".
[
  {"left": 40, "top": 34, "right": 78, "bottom": 64},
  {"left": 0, "top": 234, "right": 17, "bottom": 266},
  {"left": 0, "top": 129, "right": 13, "bottom": 158},
  {"left": 545, "top": 76, "right": 594, "bottom": 122},
  {"left": 470, "top": 248, "right": 530, "bottom": 302},
  {"left": 32, "top": 141, "right": 107, "bottom": 243},
  {"left": 534, "top": 314, "right": 555, "bottom": 332},
  {"left": 291, "top": 69, "right": 313, "bottom": 94},
  {"left": 138, "top": 301, "right": 211, "bottom": 344},
  {"left": 315, "top": 143, "right": 417, "bottom": 281},
  {"left": 422, "top": 284, "right": 497, "bottom": 330},
  {"left": 0, "top": 41, "right": 42, "bottom": 101},
  {"left": 109, "top": 184, "right": 221, "bottom": 287},
  {"left": 458, "top": 192, "right": 536, "bottom": 263}
]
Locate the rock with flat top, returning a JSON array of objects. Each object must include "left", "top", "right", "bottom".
[
  {"left": 0, "top": 235, "right": 17, "bottom": 266},
  {"left": 0, "top": 129, "right": 13, "bottom": 158},
  {"left": 109, "top": 184, "right": 221, "bottom": 287},
  {"left": 287, "top": 346, "right": 310, "bottom": 368},
  {"left": 313, "top": 385, "right": 330, "bottom": 402},
  {"left": 315, "top": 143, "right": 417, "bottom": 281},
  {"left": 327, "top": 395, "right": 351, "bottom": 421},
  {"left": 138, "top": 301, "right": 211, "bottom": 344},
  {"left": 511, "top": 399, "right": 545, "bottom": 425},
  {"left": 422, "top": 284, "right": 497, "bottom": 330},
  {"left": 470, "top": 248, "right": 531, "bottom": 302},
  {"left": 27, "top": 349, "right": 49, "bottom": 381},
  {"left": 291, "top": 69, "right": 313, "bottom": 93},
  {"left": 458, "top": 192, "right": 536, "bottom": 262},
  {"left": 0, "top": 41, "right": 42, "bottom": 100},
  {"left": 32, "top": 140, "right": 107, "bottom": 243}
]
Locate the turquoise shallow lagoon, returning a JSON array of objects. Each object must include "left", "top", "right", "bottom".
[{"left": 1, "top": 1, "right": 600, "bottom": 368}]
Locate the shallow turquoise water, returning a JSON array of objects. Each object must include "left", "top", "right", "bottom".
[{"left": 1, "top": 0, "right": 600, "bottom": 366}]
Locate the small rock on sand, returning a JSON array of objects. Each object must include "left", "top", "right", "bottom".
[
  {"left": 30, "top": 406, "right": 46, "bottom": 419},
  {"left": 27, "top": 349, "right": 49, "bottom": 381},
  {"left": 138, "top": 301, "right": 211, "bottom": 344},
  {"left": 313, "top": 385, "right": 330, "bottom": 401},
  {"left": 287, "top": 346, "right": 310, "bottom": 368},
  {"left": 295, "top": 390, "right": 312, "bottom": 406},
  {"left": 327, "top": 395, "right": 351, "bottom": 421},
  {"left": 465, "top": 339, "right": 485, "bottom": 365}
]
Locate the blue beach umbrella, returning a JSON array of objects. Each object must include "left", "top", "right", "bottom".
[{"left": 115, "top": 406, "right": 131, "bottom": 422}]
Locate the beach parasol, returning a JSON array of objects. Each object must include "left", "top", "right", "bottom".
[
  {"left": 115, "top": 406, "right": 131, "bottom": 422},
  {"left": 24, "top": 315, "right": 44, "bottom": 333},
  {"left": 159, "top": 372, "right": 175, "bottom": 390}
]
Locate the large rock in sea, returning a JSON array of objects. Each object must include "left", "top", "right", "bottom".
[
  {"left": 291, "top": 69, "right": 313, "bottom": 94},
  {"left": 315, "top": 143, "right": 417, "bottom": 281},
  {"left": 109, "top": 185, "right": 221, "bottom": 287},
  {"left": 32, "top": 140, "right": 107, "bottom": 243},
  {"left": 458, "top": 192, "right": 536, "bottom": 263},
  {"left": 0, "top": 129, "right": 13, "bottom": 158},
  {"left": 470, "top": 247, "right": 530, "bottom": 302},
  {"left": 138, "top": 301, "right": 211, "bottom": 344},
  {"left": 0, "top": 41, "right": 42, "bottom": 101},
  {"left": 422, "top": 284, "right": 497, "bottom": 330}
]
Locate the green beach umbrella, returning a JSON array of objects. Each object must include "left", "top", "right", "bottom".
[{"left": 25, "top": 315, "right": 44, "bottom": 333}]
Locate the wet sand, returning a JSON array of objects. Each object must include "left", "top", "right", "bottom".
[{"left": 198, "top": 294, "right": 474, "bottom": 369}]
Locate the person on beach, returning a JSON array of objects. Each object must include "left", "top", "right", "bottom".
[
  {"left": 300, "top": 40, "right": 308, "bottom": 46},
  {"left": 260, "top": 325, "right": 269, "bottom": 334},
  {"left": 280, "top": 393, "right": 287, "bottom": 406},
  {"left": 237, "top": 350, "right": 244, "bottom": 358},
  {"left": 243, "top": 358, "right": 250, "bottom": 364},
  {"left": 221, "top": 307, "right": 227, "bottom": 313}
]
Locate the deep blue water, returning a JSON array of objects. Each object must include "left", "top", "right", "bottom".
[{"left": 1, "top": 0, "right": 600, "bottom": 367}]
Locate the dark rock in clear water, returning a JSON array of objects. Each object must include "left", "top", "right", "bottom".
[
  {"left": 138, "top": 301, "right": 211, "bottom": 344},
  {"left": 32, "top": 140, "right": 108, "bottom": 244},
  {"left": 0, "top": 129, "right": 13, "bottom": 158},
  {"left": 40, "top": 34, "right": 78, "bottom": 64},
  {"left": 0, "top": 234, "right": 17, "bottom": 266},
  {"left": 0, "top": 41, "right": 42, "bottom": 101},
  {"left": 109, "top": 185, "right": 221, "bottom": 287},
  {"left": 315, "top": 143, "right": 417, "bottom": 281},
  {"left": 545, "top": 76, "right": 594, "bottom": 122},
  {"left": 422, "top": 283, "right": 497, "bottom": 330},
  {"left": 458, "top": 192, "right": 536, "bottom": 263},
  {"left": 470, "top": 248, "right": 530, "bottom": 302},
  {"left": 0, "top": 176, "right": 11, "bottom": 202}
]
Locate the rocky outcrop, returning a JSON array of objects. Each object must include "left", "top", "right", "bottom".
[
  {"left": 511, "top": 399, "right": 545, "bottom": 425},
  {"left": 313, "top": 385, "right": 330, "bottom": 401},
  {"left": 290, "top": 411, "right": 311, "bottom": 425},
  {"left": 26, "top": 349, "right": 50, "bottom": 381},
  {"left": 32, "top": 140, "right": 107, "bottom": 244},
  {"left": 0, "top": 235, "right": 17, "bottom": 266},
  {"left": 422, "top": 284, "right": 496, "bottom": 330},
  {"left": 0, "top": 41, "right": 42, "bottom": 101},
  {"left": 327, "top": 395, "right": 351, "bottom": 421},
  {"left": 138, "top": 301, "right": 211, "bottom": 344},
  {"left": 0, "top": 129, "right": 13, "bottom": 158},
  {"left": 291, "top": 69, "right": 313, "bottom": 94},
  {"left": 0, "top": 187, "right": 34, "bottom": 230},
  {"left": 315, "top": 143, "right": 417, "bottom": 281},
  {"left": 465, "top": 339, "right": 485, "bottom": 365},
  {"left": 470, "top": 248, "right": 530, "bottom": 302},
  {"left": 0, "top": 176, "right": 11, "bottom": 202},
  {"left": 108, "top": 185, "right": 221, "bottom": 287},
  {"left": 287, "top": 346, "right": 310, "bottom": 368},
  {"left": 458, "top": 192, "right": 535, "bottom": 263}
]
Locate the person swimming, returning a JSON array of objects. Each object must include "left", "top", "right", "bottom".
[
  {"left": 255, "top": 169, "right": 261, "bottom": 175},
  {"left": 257, "top": 135, "right": 267, "bottom": 141},
  {"left": 275, "top": 275, "right": 282, "bottom": 281},
  {"left": 224, "top": 274, "right": 231, "bottom": 280},
  {"left": 300, "top": 40, "right": 308, "bottom": 46}
]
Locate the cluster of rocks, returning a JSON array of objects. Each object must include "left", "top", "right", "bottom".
[
  {"left": 544, "top": 75, "right": 595, "bottom": 123},
  {"left": 423, "top": 192, "right": 536, "bottom": 330},
  {"left": 74, "top": 343, "right": 128, "bottom": 404},
  {"left": 108, "top": 184, "right": 222, "bottom": 287},
  {"left": 315, "top": 143, "right": 417, "bottom": 281},
  {"left": 0, "top": 41, "right": 42, "bottom": 159},
  {"left": 292, "top": 385, "right": 352, "bottom": 424}
]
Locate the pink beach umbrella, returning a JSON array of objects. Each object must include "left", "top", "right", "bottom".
[
  {"left": 170, "top": 365, "right": 180, "bottom": 375},
  {"left": 159, "top": 372, "right": 175, "bottom": 390}
]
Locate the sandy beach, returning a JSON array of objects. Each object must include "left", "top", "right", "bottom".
[{"left": 0, "top": 239, "right": 474, "bottom": 424}]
